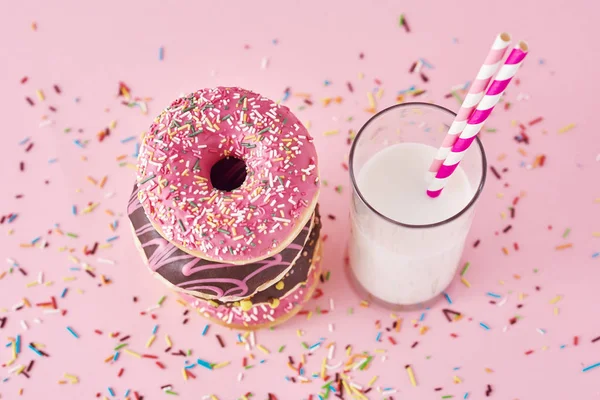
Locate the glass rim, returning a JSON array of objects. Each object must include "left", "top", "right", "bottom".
[{"left": 349, "top": 102, "right": 487, "bottom": 229}]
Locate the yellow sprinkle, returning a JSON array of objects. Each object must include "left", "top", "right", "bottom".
[
  {"left": 182, "top": 368, "right": 188, "bottom": 381},
  {"left": 26, "top": 281, "right": 39, "bottom": 288},
  {"left": 460, "top": 277, "right": 472, "bottom": 288},
  {"left": 419, "top": 326, "right": 429, "bottom": 335},
  {"left": 485, "top": 368, "right": 494, "bottom": 373},
  {"left": 453, "top": 375, "right": 462, "bottom": 384},
  {"left": 296, "top": 330, "right": 303, "bottom": 337},
  {"left": 550, "top": 295, "right": 562, "bottom": 305},
  {"left": 257, "top": 345, "right": 270, "bottom": 354},
  {"left": 554, "top": 307, "right": 560, "bottom": 316},
  {"left": 406, "top": 365, "right": 417, "bottom": 387},
  {"left": 368, "top": 375, "right": 378, "bottom": 386},
  {"left": 367, "top": 91, "right": 376, "bottom": 110},
  {"left": 63, "top": 277, "right": 76, "bottom": 282},
  {"left": 323, "top": 130, "right": 339, "bottom": 136},
  {"left": 109, "top": 120, "right": 117, "bottom": 129},
  {"left": 592, "top": 232, "right": 600, "bottom": 237},
  {"left": 86, "top": 176, "right": 98, "bottom": 185},
  {"left": 275, "top": 281, "right": 284, "bottom": 290},
  {"left": 124, "top": 349, "right": 141, "bottom": 358},
  {"left": 360, "top": 300, "right": 370, "bottom": 308},
  {"left": 165, "top": 335, "right": 172, "bottom": 347},
  {"left": 306, "top": 311, "right": 312, "bottom": 320},
  {"left": 346, "top": 345, "right": 352, "bottom": 356},
  {"left": 146, "top": 335, "right": 156, "bottom": 348},
  {"left": 212, "top": 361, "right": 230, "bottom": 369},
  {"left": 36, "top": 89, "right": 45, "bottom": 101},
  {"left": 99, "top": 176, "right": 108, "bottom": 188},
  {"left": 557, "top": 123, "right": 576, "bottom": 134},
  {"left": 376, "top": 87, "right": 384, "bottom": 99}
]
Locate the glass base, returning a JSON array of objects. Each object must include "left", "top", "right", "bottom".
[{"left": 344, "top": 250, "right": 444, "bottom": 312}]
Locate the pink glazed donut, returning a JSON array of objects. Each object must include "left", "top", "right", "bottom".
[{"left": 136, "top": 87, "right": 319, "bottom": 264}]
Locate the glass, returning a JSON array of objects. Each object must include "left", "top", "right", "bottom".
[{"left": 347, "top": 102, "right": 487, "bottom": 308}]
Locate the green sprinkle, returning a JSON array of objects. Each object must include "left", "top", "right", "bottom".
[
  {"left": 244, "top": 227, "right": 253, "bottom": 236},
  {"left": 322, "top": 180, "right": 328, "bottom": 187},
  {"left": 257, "top": 127, "right": 270, "bottom": 135},
  {"left": 282, "top": 118, "right": 288, "bottom": 125},
  {"left": 451, "top": 91, "right": 463, "bottom": 105},
  {"left": 277, "top": 176, "right": 284, "bottom": 186},
  {"left": 244, "top": 365, "right": 254, "bottom": 370},
  {"left": 301, "top": 342, "right": 309, "bottom": 349},
  {"left": 321, "top": 381, "right": 334, "bottom": 389},
  {"left": 114, "top": 343, "right": 128, "bottom": 351},
  {"left": 442, "top": 396, "right": 454, "bottom": 399},
  {"left": 485, "top": 128, "right": 497, "bottom": 133},
  {"left": 221, "top": 114, "right": 232, "bottom": 121},
  {"left": 237, "top": 95, "right": 247, "bottom": 104},
  {"left": 563, "top": 228, "right": 571, "bottom": 238},
  {"left": 188, "top": 200, "right": 198, "bottom": 208},
  {"left": 188, "top": 129, "right": 203, "bottom": 137},
  {"left": 278, "top": 345, "right": 285, "bottom": 353},
  {"left": 359, "top": 356, "right": 373, "bottom": 370},
  {"left": 201, "top": 103, "right": 214, "bottom": 111},
  {"left": 218, "top": 228, "right": 231, "bottom": 236},
  {"left": 157, "top": 296, "right": 166, "bottom": 306},
  {"left": 193, "top": 158, "right": 200, "bottom": 171},
  {"left": 460, "top": 262, "right": 470, "bottom": 276},
  {"left": 347, "top": 307, "right": 354, "bottom": 315},
  {"left": 66, "top": 232, "right": 78, "bottom": 238},
  {"left": 164, "top": 390, "right": 178, "bottom": 396},
  {"left": 178, "top": 219, "right": 186, "bottom": 231},
  {"left": 335, "top": 185, "right": 343, "bottom": 193},
  {"left": 325, "top": 271, "right": 331, "bottom": 281},
  {"left": 139, "top": 174, "right": 156, "bottom": 185},
  {"left": 181, "top": 105, "right": 197, "bottom": 113}
]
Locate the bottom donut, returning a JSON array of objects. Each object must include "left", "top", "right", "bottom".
[{"left": 178, "top": 240, "right": 323, "bottom": 331}]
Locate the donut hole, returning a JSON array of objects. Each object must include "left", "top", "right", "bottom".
[{"left": 210, "top": 157, "right": 248, "bottom": 191}]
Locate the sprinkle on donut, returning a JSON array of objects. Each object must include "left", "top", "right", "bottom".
[{"left": 136, "top": 87, "right": 319, "bottom": 262}]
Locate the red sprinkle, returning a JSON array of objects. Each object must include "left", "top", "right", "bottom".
[
  {"left": 514, "top": 242, "right": 520, "bottom": 251},
  {"left": 53, "top": 85, "right": 62, "bottom": 94},
  {"left": 388, "top": 337, "right": 397, "bottom": 345},
  {"left": 574, "top": 336, "right": 579, "bottom": 346},
  {"left": 117, "top": 368, "right": 124, "bottom": 377},
  {"left": 155, "top": 361, "right": 166, "bottom": 369},
  {"left": 26, "top": 97, "right": 35, "bottom": 106},
  {"left": 525, "top": 350, "right": 534, "bottom": 355},
  {"left": 21, "top": 77, "right": 29, "bottom": 84},
  {"left": 529, "top": 117, "right": 543, "bottom": 126}
]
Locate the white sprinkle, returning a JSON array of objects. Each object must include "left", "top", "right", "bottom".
[
  {"left": 97, "top": 258, "right": 116, "bottom": 265},
  {"left": 250, "top": 331, "right": 256, "bottom": 348},
  {"left": 37, "top": 272, "right": 43, "bottom": 284},
  {"left": 329, "top": 298, "right": 335, "bottom": 310},
  {"left": 328, "top": 344, "right": 335, "bottom": 360},
  {"left": 20, "top": 320, "right": 28, "bottom": 331},
  {"left": 536, "top": 328, "right": 546, "bottom": 335},
  {"left": 237, "top": 372, "right": 243, "bottom": 382},
  {"left": 328, "top": 323, "right": 334, "bottom": 333}
]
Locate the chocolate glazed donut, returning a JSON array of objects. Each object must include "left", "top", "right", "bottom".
[{"left": 127, "top": 186, "right": 321, "bottom": 302}]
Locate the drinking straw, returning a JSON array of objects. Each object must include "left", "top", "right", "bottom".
[
  {"left": 427, "top": 41, "right": 529, "bottom": 198},
  {"left": 428, "top": 32, "right": 512, "bottom": 177}
]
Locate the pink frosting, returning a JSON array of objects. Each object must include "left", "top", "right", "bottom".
[{"left": 136, "top": 87, "right": 319, "bottom": 262}]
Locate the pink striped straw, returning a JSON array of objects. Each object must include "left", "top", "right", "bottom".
[
  {"left": 427, "top": 41, "right": 529, "bottom": 198},
  {"left": 428, "top": 32, "right": 512, "bottom": 177}
]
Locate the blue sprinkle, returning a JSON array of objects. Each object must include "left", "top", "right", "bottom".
[
  {"left": 453, "top": 367, "right": 461, "bottom": 371},
  {"left": 113, "top": 351, "right": 119, "bottom": 362},
  {"left": 158, "top": 46, "right": 164, "bottom": 61},
  {"left": 582, "top": 362, "right": 600, "bottom": 372},
  {"left": 197, "top": 358, "right": 213, "bottom": 370},
  {"left": 72, "top": 205, "right": 77, "bottom": 215},
  {"left": 329, "top": 385, "right": 337, "bottom": 392},
  {"left": 28, "top": 344, "right": 44, "bottom": 357},
  {"left": 419, "top": 58, "right": 434, "bottom": 69},
  {"left": 152, "top": 324, "right": 158, "bottom": 335},
  {"left": 15, "top": 335, "right": 21, "bottom": 354},
  {"left": 560, "top": 344, "right": 567, "bottom": 349},
  {"left": 69, "top": 267, "right": 81, "bottom": 271},
  {"left": 260, "top": 359, "right": 266, "bottom": 364},
  {"left": 108, "top": 387, "right": 115, "bottom": 397},
  {"left": 486, "top": 292, "right": 501, "bottom": 298},
  {"left": 202, "top": 324, "right": 210, "bottom": 336},
  {"left": 124, "top": 389, "right": 131, "bottom": 398},
  {"left": 299, "top": 367, "right": 304, "bottom": 375},
  {"left": 121, "top": 136, "right": 136, "bottom": 144},
  {"left": 106, "top": 235, "right": 119, "bottom": 242},
  {"left": 480, "top": 322, "right": 490, "bottom": 330},
  {"left": 592, "top": 252, "right": 599, "bottom": 258},
  {"left": 184, "top": 363, "right": 196, "bottom": 369},
  {"left": 73, "top": 139, "right": 85, "bottom": 148},
  {"left": 284, "top": 376, "right": 290, "bottom": 382},
  {"left": 282, "top": 91, "right": 290, "bottom": 102},
  {"left": 6, "top": 341, "right": 12, "bottom": 347},
  {"left": 444, "top": 292, "right": 452, "bottom": 304},
  {"left": 19, "top": 137, "right": 31, "bottom": 145},
  {"left": 48, "top": 158, "right": 58, "bottom": 164},
  {"left": 133, "top": 142, "right": 140, "bottom": 158},
  {"left": 464, "top": 392, "right": 469, "bottom": 399},
  {"left": 318, "top": 395, "right": 324, "bottom": 400},
  {"left": 66, "top": 326, "right": 79, "bottom": 338},
  {"left": 538, "top": 58, "right": 545, "bottom": 64},
  {"left": 60, "top": 288, "right": 68, "bottom": 298},
  {"left": 8, "top": 214, "right": 18, "bottom": 223},
  {"left": 324, "top": 80, "right": 331, "bottom": 86},
  {"left": 375, "top": 332, "right": 382, "bottom": 342},
  {"left": 31, "top": 236, "right": 41, "bottom": 245},
  {"left": 419, "top": 312, "right": 425, "bottom": 321}
]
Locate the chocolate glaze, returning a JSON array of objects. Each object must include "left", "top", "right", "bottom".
[{"left": 127, "top": 186, "right": 321, "bottom": 301}]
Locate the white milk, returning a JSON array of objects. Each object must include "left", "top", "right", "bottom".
[{"left": 349, "top": 142, "right": 474, "bottom": 305}]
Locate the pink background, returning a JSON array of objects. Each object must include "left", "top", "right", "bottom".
[{"left": 2, "top": 0, "right": 599, "bottom": 399}]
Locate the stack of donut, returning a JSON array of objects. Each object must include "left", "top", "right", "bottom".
[{"left": 128, "top": 87, "right": 321, "bottom": 330}]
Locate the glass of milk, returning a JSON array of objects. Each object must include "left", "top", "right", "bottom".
[{"left": 348, "top": 102, "right": 487, "bottom": 308}]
